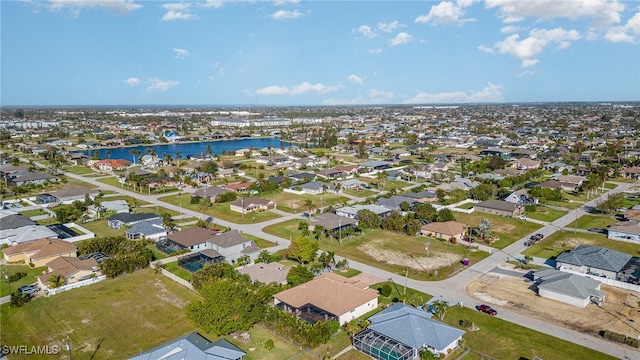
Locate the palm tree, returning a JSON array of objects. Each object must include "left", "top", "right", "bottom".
[
  {"left": 175, "top": 152, "right": 182, "bottom": 167},
  {"left": 47, "top": 274, "right": 65, "bottom": 289},
  {"left": 304, "top": 199, "right": 315, "bottom": 214},
  {"left": 129, "top": 149, "right": 137, "bottom": 164},
  {"left": 105, "top": 150, "right": 111, "bottom": 160}
]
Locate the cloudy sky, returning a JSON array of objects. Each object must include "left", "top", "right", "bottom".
[{"left": 2, "top": 0, "right": 639, "bottom": 106}]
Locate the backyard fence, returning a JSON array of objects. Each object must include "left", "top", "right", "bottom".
[
  {"left": 45, "top": 275, "right": 107, "bottom": 296},
  {"left": 158, "top": 268, "right": 194, "bottom": 291},
  {"left": 559, "top": 268, "right": 640, "bottom": 292}
]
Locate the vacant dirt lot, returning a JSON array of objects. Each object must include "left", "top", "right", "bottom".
[
  {"left": 467, "top": 267, "right": 640, "bottom": 339},
  {"left": 358, "top": 238, "right": 461, "bottom": 270}
]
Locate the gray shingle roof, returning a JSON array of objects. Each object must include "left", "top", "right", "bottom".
[
  {"left": 108, "top": 212, "right": 160, "bottom": 223},
  {"left": 367, "top": 303, "right": 465, "bottom": 352},
  {"left": 0, "top": 214, "right": 36, "bottom": 230},
  {"left": 556, "top": 245, "right": 632, "bottom": 273},
  {"left": 535, "top": 268, "right": 605, "bottom": 299},
  {"left": 126, "top": 219, "right": 165, "bottom": 237},
  {"left": 208, "top": 230, "right": 250, "bottom": 248},
  {"left": 475, "top": 199, "right": 518, "bottom": 212}
]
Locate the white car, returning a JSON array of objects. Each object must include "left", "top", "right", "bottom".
[{"left": 517, "top": 215, "right": 527, "bottom": 220}]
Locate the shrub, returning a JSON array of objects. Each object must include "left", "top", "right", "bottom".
[
  {"left": 264, "top": 339, "right": 274, "bottom": 351},
  {"left": 8, "top": 272, "right": 26, "bottom": 282},
  {"left": 379, "top": 283, "right": 392, "bottom": 297}
]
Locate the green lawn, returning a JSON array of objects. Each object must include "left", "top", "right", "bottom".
[
  {"left": 0, "top": 264, "right": 47, "bottom": 297},
  {"left": 64, "top": 166, "right": 94, "bottom": 175},
  {"left": 147, "top": 245, "right": 169, "bottom": 260},
  {"left": 456, "top": 202, "right": 475, "bottom": 210},
  {"left": 100, "top": 195, "right": 150, "bottom": 206},
  {"left": 262, "top": 191, "right": 350, "bottom": 213},
  {"left": 342, "top": 189, "right": 377, "bottom": 198},
  {"left": 80, "top": 219, "right": 125, "bottom": 237},
  {"left": 162, "top": 261, "right": 192, "bottom": 281},
  {"left": 336, "top": 349, "right": 372, "bottom": 360},
  {"left": 0, "top": 270, "right": 202, "bottom": 360},
  {"left": 18, "top": 208, "right": 46, "bottom": 217},
  {"left": 547, "top": 200, "right": 584, "bottom": 210},
  {"left": 442, "top": 306, "right": 616, "bottom": 360},
  {"left": 524, "top": 206, "right": 567, "bottom": 222},
  {"left": 135, "top": 205, "right": 179, "bottom": 217},
  {"left": 158, "top": 194, "right": 281, "bottom": 224},
  {"left": 454, "top": 212, "right": 543, "bottom": 249},
  {"left": 567, "top": 214, "right": 618, "bottom": 230},
  {"left": 523, "top": 230, "right": 640, "bottom": 259},
  {"left": 372, "top": 280, "right": 433, "bottom": 306},
  {"left": 242, "top": 234, "right": 277, "bottom": 249},
  {"left": 604, "top": 182, "right": 618, "bottom": 189},
  {"left": 262, "top": 219, "right": 302, "bottom": 240}
]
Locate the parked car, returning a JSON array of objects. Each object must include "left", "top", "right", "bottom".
[
  {"left": 516, "top": 215, "right": 527, "bottom": 220},
  {"left": 17, "top": 285, "right": 39, "bottom": 295},
  {"left": 588, "top": 228, "right": 608, "bottom": 234},
  {"left": 476, "top": 304, "right": 497, "bottom": 316},
  {"left": 524, "top": 239, "right": 536, "bottom": 246},
  {"left": 462, "top": 237, "right": 475, "bottom": 243}
]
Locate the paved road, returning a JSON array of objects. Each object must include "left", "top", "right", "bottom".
[{"left": 36, "top": 162, "right": 638, "bottom": 359}]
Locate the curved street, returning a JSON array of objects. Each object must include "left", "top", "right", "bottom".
[{"left": 56, "top": 166, "right": 637, "bottom": 359}]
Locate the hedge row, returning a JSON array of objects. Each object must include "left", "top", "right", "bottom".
[{"left": 601, "top": 330, "right": 639, "bottom": 348}]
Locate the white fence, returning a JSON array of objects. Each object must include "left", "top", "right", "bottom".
[
  {"left": 158, "top": 268, "right": 194, "bottom": 291},
  {"left": 559, "top": 268, "right": 640, "bottom": 293},
  {"left": 45, "top": 275, "right": 107, "bottom": 296},
  {"left": 63, "top": 222, "right": 96, "bottom": 242},
  {"left": 432, "top": 199, "right": 479, "bottom": 214},
  {"left": 283, "top": 188, "right": 306, "bottom": 195}
]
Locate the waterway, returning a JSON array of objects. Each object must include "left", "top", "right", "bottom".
[{"left": 82, "top": 137, "right": 290, "bottom": 162}]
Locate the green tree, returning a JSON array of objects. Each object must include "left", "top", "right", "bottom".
[
  {"left": 414, "top": 203, "right": 437, "bottom": 222},
  {"left": 47, "top": 274, "right": 66, "bottom": 288},
  {"left": 436, "top": 189, "right": 446, "bottom": 203},
  {"left": 287, "top": 265, "right": 314, "bottom": 286},
  {"left": 405, "top": 219, "right": 422, "bottom": 236},
  {"left": 382, "top": 211, "right": 406, "bottom": 233},
  {"left": 430, "top": 300, "right": 450, "bottom": 321},
  {"left": 478, "top": 218, "right": 492, "bottom": 239},
  {"left": 287, "top": 237, "right": 319, "bottom": 264},
  {"left": 356, "top": 209, "right": 382, "bottom": 230},
  {"left": 435, "top": 208, "right": 456, "bottom": 222}
]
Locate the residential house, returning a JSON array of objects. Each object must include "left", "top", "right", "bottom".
[
  {"left": 503, "top": 189, "right": 537, "bottom": 205},
  {"left": 49, "top": 187, "right": 99, "bottom": 204},
  {"left": 160, "top": 228, "right": 259, "bottom": 264},
  {"left": 403, "top": 191, "right": 437, "bottom": 203},
  {"left": 273, "top": 272, "right": 379, "bottom": 325},
  {"left": 3, "top": 238, "right": 77, "bottom": 267},
  {"left": 129, "top": 333, "right": 246, "bottom": 360},
  {"left": 335, "top": 164, "right": 359, "bottom": 176},
  {"left": 289, "top": 172, "right": 317, "bottom": 183},
  {"left": 316, "top": 168, "right": 343, "bottom": 180},
  {"left": 10, "top": 172, "right": 57, "bottom": 186},
  {"left": 229, "top": 197, "right": 276, "bottom": 213},
  {"left": 0, "top": 211, "right": 36, "bottom": 235},
  {"left": 88, "top": 199, "right": 129, "bottom": 218},
  {"left": 376, "top": 195, "right": 420, "bottom": 212},
  {"left": 389, "top": 148, "right": 411, "bottom": 157},
  {"left": 607, "top": 221, "right": 640, "bottom": 244},
  {"left": 353, "top": 303, "right": 465, "bottom": 359},
  {"left": 297, "top": 181, "right": 336, "bottom": 195},
  {"left": 515, "top": 158, "right": 541, "bottom": 170},
  {"left": 358, "top": 160, "right": 392, "bottom": 172},
  {"left": 621, "top": 167, "right": 640, "bottom": 179},
  {"left": 193, "top": 186, "right": 233, "bottom": 201},
  {"left": 256, "top": 155, "right": 290, "bottom": 167},
  {"left": 38, "top": 256, "right": 99, "bottom": 288},
  {"left": 474, "top": 200, "right": 523, "bottom": 217},
  {"left": 238, "top": 262, "right": 290, "bottom": 285},
  {"left": 125, "top": 218, "right": 167, "bottom": 241},
  {"left": 533, "top": 268, "right": 605, "bottom": 308},
  {"left": 107, "top": 213, "right": 161, "bottom": 230},
  {"left": 555, "top": 175, "right": 585, "bottom": 189},
  {"left": 335, "top": 204, "right": 393, "bottom": 220},
  {"left": 225, "top": 182, "right": 254, "bottom": 194},
  {"left": 0, "top": 225, "right": 58, "bottom": 246},
  {"left": 479, "top": 148, "right": 510, "bottom": 158},
  {"left": 308, "top": 213, "right": 358, "bottom": 234},
  {"left": 92, "top": 159, "right": 131, "bottom": 172},
  {"left": 420, "top": 221, "right": 467, "bottom": 241},
  {"left": 556, "top": 245, "right": 633, "bottom": 280},
  {"left": 339, "top": 179, "right": 368, "bottom": 191}
]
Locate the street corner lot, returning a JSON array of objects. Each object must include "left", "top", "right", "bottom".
[{"left": 466, "top": 269, "right": 640, "bottom": 340}]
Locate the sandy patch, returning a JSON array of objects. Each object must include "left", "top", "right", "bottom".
[
  {"left": 153, "top": 279, "right": 188, "bottom": 309},
  {"left": 358, "top": 239, "right": 461, "bottom": 270},
  {"left": 467, "top": 268, "right": 640, "bottom": 338}
]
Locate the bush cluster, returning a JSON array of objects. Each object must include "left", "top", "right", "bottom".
[{"left": 601, "top": 330, "right": 639, "bottom": 348}]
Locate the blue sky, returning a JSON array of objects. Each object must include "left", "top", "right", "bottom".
[{"left": 1, "top": 0, "right": 639, "bottom": 106}]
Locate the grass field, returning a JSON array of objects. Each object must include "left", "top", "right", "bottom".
[
  {"left": 64, "top": 166, "right": 94, "bottom": 175},
  {"left": 19, "top": 208, "right": 47, "bottom": 217},
  {"left": 162, "top": 261, "right": 192, "bottom": 281},
  {"left": 159, "top": 194, "right": 281, "bottom": 224},
  {"left": 453, "top": 212, "right": 543, "bottom": 249},
  {"left": 524, "top": 206, "right": 567, "bottom": 222},
  {"left": 0, "top": 270, "right": 202, "bottom": 360},
  {"left": 80, "top": 220, "right": 125, "bottom": 237},
  {"left": 567, "top": 214, "right": 618, "bottom": 230},
  {"left": 242, "top": 234, "right": 277, "bottom": 249},
  {"left": 135, "top": 205, "right": 179, "bottom": 217},
  {"left": 442, "top": 306, "right": 616, "bottom": 360},
  {"left": 100, "top": 195, "right": 149, "bottom": 206},
  {"left": 547, "top": 200, "right": 584, "bottom": 210},
  {"left": 0, "top": 264, "right": 47, "bottom": 297},
  {"left": 342, "top": 189, "right": 377, "bottom": 198},
  {"left": 523, "top": 230, "right": 640, "bottom": 259},
  {"left": 261, "top": 192, "right": 349, "bottom": 213}
]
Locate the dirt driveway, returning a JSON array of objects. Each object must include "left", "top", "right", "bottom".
[{"left": 467, "top": 266, "right": 640, "bottom": 339}]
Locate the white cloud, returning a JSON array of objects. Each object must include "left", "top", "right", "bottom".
[
  {"left": 485, "top": 0, "right": 625, "bottom": 28},
  {"left": 355, "top": 25, "right": 378, "bottom": 39},
  {"left": 402, "top": 82, "right": 503, "bottom": 104},
  {"left": 161, "top": 3, "right": 198, "bottom": 21},
  {"left": 604, "top": 12, "right": 640, "bottom": 43},
  {"left": 273, "top": 0, "right": 300, "bottom": 5},
  {"left": 270, "top": 9, "right": 303, "bottom": 20},
  {"left": 323, "top": 89, "right": 396, "bottom": 105},
  {"left": 255, "top": 82, "right": 342, "bottom": 96},
  {"left": 348, "top": 74, "right": 364, "bottom": 85},
  {"left": 517, "top": 70, "right": 536, "bottom": 77},
  {"left": 501, "top": 25, "right": 522, "bottom": 33},
  {"left": 201, "top": 0, "right": 227, "bottom": 8},
  {"left": 415, "top": 0, "right": 477, "bottom": 26},
  {"left": 369, "top": 48, "right": 383, "bottom": 55},
  {"left": 389, "top": 32, "right": 413, "bottom": 46},
  {"left": 48, "top": 0, "right": 142, "bottom": 15},
  {"left": 146, "top": 78, "right": 179, "bottom": 93},
  {"left": 368, "top": 89, "right": 395, "bottom": 102},
  {"left": 173, "top": 48, "right": 191, "bottom": 59},
  {"left": 378, "top": 21, "right": 402, "bottom": 33},
  {"left": 124, "top": 77, "right": 140, "bottom": 86},
  {"left": 481, "top": 27, "right": 581, "bottom": 67}
]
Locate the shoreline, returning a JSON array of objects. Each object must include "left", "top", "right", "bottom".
[{"left": 74, "top": 136, "right": 289, "bottom": 152}]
